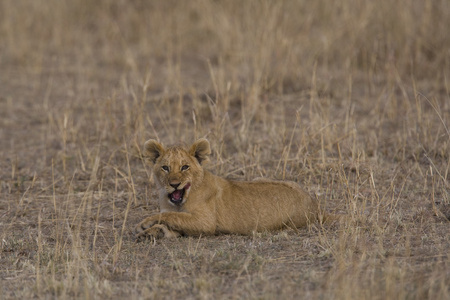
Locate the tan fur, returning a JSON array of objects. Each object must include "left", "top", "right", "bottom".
[{"left": 135, "top": 138, "right": 322, "bottom": 240}]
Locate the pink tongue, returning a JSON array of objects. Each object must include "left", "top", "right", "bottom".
[{"left": 171, "top": 190, "right": 183, "bottom": 201}]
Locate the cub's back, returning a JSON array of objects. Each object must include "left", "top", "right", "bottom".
[{"left": 215, "top": 178, "right": 319, "bottom": 233}]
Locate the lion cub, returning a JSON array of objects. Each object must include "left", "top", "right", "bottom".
[{"left": 135, "top": 138, "right": 321, "bottom": 239}]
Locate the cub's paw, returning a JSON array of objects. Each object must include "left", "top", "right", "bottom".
[
  {"left": 135, "top": 224, "right": 181, "bottom": 241},
  {"left": 134, "top": 219, "right": 155, "bottom": 237}
]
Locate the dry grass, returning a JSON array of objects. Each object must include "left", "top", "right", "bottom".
[{"left": 1, "top": 0, "right": 449, "bottom": 299}]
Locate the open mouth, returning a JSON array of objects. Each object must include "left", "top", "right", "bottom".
[{"left": 168, "top": 183, "right": 191, "bottom": 205}]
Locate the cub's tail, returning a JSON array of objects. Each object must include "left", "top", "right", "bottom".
[{"left": 318, "top": 212, "right": 346, "bottom": 225}]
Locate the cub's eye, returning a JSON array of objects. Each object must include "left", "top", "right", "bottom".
[
  {"left": 181, "top": 165, "right": 189, "bottom": 171},
  {"left": 161, "top": 166, "right": 170, "bottom": 172}
]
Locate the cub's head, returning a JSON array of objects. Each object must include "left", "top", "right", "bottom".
[{"left": 143, "top": 138, "right": 211, "bottom": 207}]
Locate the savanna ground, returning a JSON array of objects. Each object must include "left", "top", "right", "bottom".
[{"left": 1, "top": 1, "right": 449, "bottom": 299}]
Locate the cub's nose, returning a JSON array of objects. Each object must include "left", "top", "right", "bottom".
[{"left": 170, "top": 183, "right": 180, "bottom": 189}]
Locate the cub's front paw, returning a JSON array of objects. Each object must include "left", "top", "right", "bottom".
[
  {"left": 135, "top": 223, "right": 181, "bottom": 241},
  {"left": 134, "top": 219, "right": 155, "bottom": 237}
]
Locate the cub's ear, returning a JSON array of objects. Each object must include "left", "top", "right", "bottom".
[
  {"left": 143, "top": 139, "right": 165, "bottom": 165},
  {"left": 189, "top": 138, "right": 211, "bottom": 165}
]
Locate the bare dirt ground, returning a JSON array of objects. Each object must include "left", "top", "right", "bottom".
[{"left": 1, "top": 1, "right": 449, "bottom": 299}]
